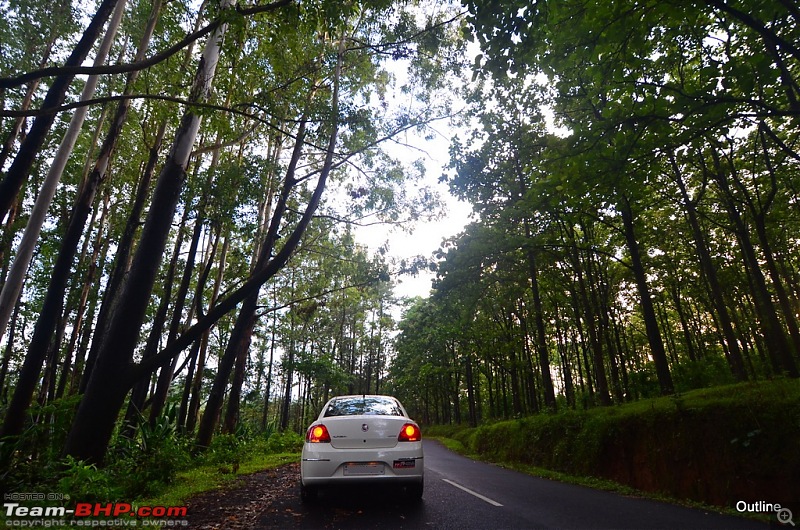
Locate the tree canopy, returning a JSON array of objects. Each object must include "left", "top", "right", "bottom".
[
  {"left": 0, "top": 0, "right": 799, "bottom": 497},
  {"left": 391, "top": 0, "right": 800, "bottom": 424}
]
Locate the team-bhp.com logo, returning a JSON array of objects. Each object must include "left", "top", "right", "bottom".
[{"left": 4, "top": 502, "right": 188, "bottom": 526}]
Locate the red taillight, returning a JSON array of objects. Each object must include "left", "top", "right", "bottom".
[
  {"left": 398, "top": 423, "right": 421, "bottom": 442},
  {"left": 306, "top": 424, "right": 331, "bottom": 443}
]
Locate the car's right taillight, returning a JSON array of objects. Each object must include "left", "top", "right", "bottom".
[
  {"left": 306, "top": 424, "right": 331, "bottom": 443},
  {"left": 398, "top": 423, "right": 421, "bottom": 442}
]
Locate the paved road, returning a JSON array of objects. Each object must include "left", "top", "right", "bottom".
[{"left": 281, "top": 439, "right": 769, "bottom": 529}]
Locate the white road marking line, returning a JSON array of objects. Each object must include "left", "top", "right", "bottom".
[{"left": 442, "top": 479, "right": 504, "bottom": 506}]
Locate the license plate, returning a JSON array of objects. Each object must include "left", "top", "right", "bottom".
[
  {"left": 393, "top": 460, "right": 416, "bottom": 469},
  {"left": 344, "top": 463, "right": 384, "bottom": 476}
]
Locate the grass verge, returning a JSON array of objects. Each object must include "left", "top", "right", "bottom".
[{"left": 139, "top": 452, "right": 299, "bottom": 508}]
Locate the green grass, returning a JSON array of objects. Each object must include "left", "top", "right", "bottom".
[{"left": 140, "top": 452, "right": 299, "bottom": 508}]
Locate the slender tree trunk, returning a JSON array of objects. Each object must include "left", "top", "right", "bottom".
[
  {"left": 711, "top": 155, "right": 799, "bottom": 377},
  {"left": 130, "top": 27, "right": 340, "bottom": 448},
  {"left": 149, "top": 196, "right": 207, "bottom": 425},
  {"left": 0, "top": 0, "right": 120, "bottom": 221},
  {"left": 0, "top": 0, "right": 126, "bottom": 345},
  {"left": 186, "top": 233, "right": 228, "bottom": 433},
  {"left": 63, "top": 1, "right": 237, "bottom": 463},
  {"left": 575, "top": 239, "right": 608, "bottom": 404},
  {"left": 260, "top": 287, "right": 279, "bottom": 430},
  {"left": 523, "top": 237, "right": 556, "bottom": 410},
  {"left": 122, "top": 206, "right": 190, "bottom": 435},
  {"left": 619, "top": 195, "right": 675, "bottom": 395},
  {"left": 673, "top": 157, "right": 747, "bottom": 379},
  {"left": 178, "top": 226, "right": 219, "bottom": 431},
  {"left": 79, "top": 0, "right": 196, "bottom": 391},
  {"left": 56, "top": 194, "right": 109, "bottom": 398},
  {"left": 670, "top": 283, "right": 697, "bottom": 362},
  {"left": 79, "top": 121, "right": 168, "bottom": 392},
  {"left": 196, "top": 118, "right": 307, "bottom": 446},
  {"left": 0, "top": 301, "right": 22, "bottom": 398},
  {"left": 0, "top": 2, "right": 127, "bottom": 440}
]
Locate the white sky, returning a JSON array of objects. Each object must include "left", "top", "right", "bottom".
[
  {"left": 354, "top": 127, "right": 473, "bottom": 300},
  {"left": 352, "top": 28, "right": 476, "bottom": 301}
]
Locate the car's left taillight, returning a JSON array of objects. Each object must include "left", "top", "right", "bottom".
[
  {"left": 306, "top": 424, "right": 331, "bottom": 443},
  {"left": 397, "top": 423, "right": 421, "bottom": 442}
]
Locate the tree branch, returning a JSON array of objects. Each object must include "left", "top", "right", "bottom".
[{"left": 0, "top": 0, "right": 293, "bottom": 90}]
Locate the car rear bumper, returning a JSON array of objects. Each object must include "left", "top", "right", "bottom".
[{"left": 301, "top": 444, "right": 424, "bottom": 486}]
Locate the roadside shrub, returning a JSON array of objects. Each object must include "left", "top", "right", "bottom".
[
  {"left": 205, "top": 433, "right": 242, "bottom": 465},
  {"left": 266, "top": 430, "right": 304, "bottom": 453},
  {"left": 58, "top": 456, "right": 117, "bottom": 503},
  {"left": 673, "top": 357, "right": 735, "bottom": 392},
  {"left": 112, "top": 407, "right": 190, "bottom": 497},
  {"left": 434, "top": 381, "right": 800, "bottom": 508},
  {"left": 0, "top": 396, "right": 80, "bottom": 492}
]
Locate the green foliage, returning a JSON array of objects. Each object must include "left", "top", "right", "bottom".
[
  {"left": 139, "top": 453, "right": 298, "bottom": 509},
  {"left": 0, "top": 0, "right": 466, "bottom": 499},
  {"left": 0, "top": 396, "right": 81, "bottom": 492},
  {"left": 204, "top": 433, "right": 243, "bottom": 465},
  {"left": 266, "top": 430, "right": 304, "bottom": 454},
  {"left": 432, "top": 381, "right": 800, "bottom": 507},
  {"left": 405, "top": 0, "right": 800, "bottom": 432},
  {"left": 57, "top": 457, "right": 117, "bottom": 504},
  {"left": 673, "top": 358, "right": 736, "bottom": 393},
  {"left": 111, "top": 406, "right": 190, "bottom": 498}
]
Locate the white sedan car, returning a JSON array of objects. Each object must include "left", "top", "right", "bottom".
[{"left": 300, "top": 395, "right": 424, "bottom": 501}]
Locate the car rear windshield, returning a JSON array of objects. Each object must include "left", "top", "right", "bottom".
[{"left": 323, "top": 397, "right": 404, "bottom": 417}]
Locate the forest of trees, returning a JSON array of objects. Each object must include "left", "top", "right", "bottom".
[
  {"left": 0, "top": 0, "right": 461, "bottom": 487},
  {"left": 392, "top": 0, "right": 800, "bottom": 426},
  {"left": 1, "top": 0, "right": 799, "bottom": 497}
]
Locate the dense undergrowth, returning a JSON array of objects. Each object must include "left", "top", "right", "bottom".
[
  {"left": 0, "top": 400, "right": 305, "bottom": 504},
  {"left": 425, "top": 380, "right": 800, "bottom": 509}
]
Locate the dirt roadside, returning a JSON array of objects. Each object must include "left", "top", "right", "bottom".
[{"left": 184, "top": 463, "right": 306, "bottom": 529}]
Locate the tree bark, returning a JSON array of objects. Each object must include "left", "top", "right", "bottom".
[
  {"left": 711, "top": 151, "right": 799, "bottom": 378},
  {"left": 197, "top": 116, "right": 308, "bottom": 447},
  {"left": 0, "top": 0, "right": 126, "bottom": 345},
  {"left": 672, "top": 155, "right": 747, "bottom": 379},
  {"left": 0, "top": 0, "right": 127, "bottom": 440},
  {"left": 0, "top": 0, "right": 119, "bottom": 222},
  {"left": 63, "top": 0, "right": 237, "bottom": 463},
  {"left": 619, "top": 195, "right": 675, "bottom": 395}
]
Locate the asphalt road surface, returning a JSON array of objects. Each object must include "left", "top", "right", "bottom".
[{"left": 286, "top": 439, "right": 769, "bottom": 529}]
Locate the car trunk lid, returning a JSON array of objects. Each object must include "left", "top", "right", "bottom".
[{"left": 325, "top": 416, "right": 407, "bottom": 449}]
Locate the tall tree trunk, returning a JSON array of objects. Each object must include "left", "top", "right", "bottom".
[
  {"left": 0, "top": 2, "right": 127, "bottom": 440},
  {"left": 63, "top": 0, "right": 237, "bottom": 464},
  {"left": 79, "top": 0, "right": 197, "bottom": 392},
  {"left": 0, "top": 0, "right": 120, "bottom": 221},
  {"left": 196, "top": 119, "right": 307, "bottom": 445},
  {"left": 79, "top": 121, "right": 167, "bottom": 392},
  {"left": 123, "top": 206, "right": 190, "bottom": 434},
  {"left": 149, "top": 191, "right": 207, "bottom": 425},
  {"left": 523, "top": 236, "right": 556, "bottom": 410},
  {"left": 750, "top": 129, "right": 800, "bottom": 366},
  {"left": 56, "top": 194, "right": 109, "bottom": 399},
  {"left": 672, "top": 156, "right": 747, "bottom": 379},
  {"left": 176, "top": 224, "right": 218, "bottom": 430},
  {"left": 134, "top": 26, "right": 340, "bottom": 448},
  {"left": 574, "top": 231, "right": 608, "bottom": 404},
  {"left": 0, "top": 0, "right": 126, "bottom": 345},
  {"left": 186, "top": 233, "right": 228, "bottom": 434},
  {"left": 619, "top": 195, "right": 675, "bottom": 395},
  {"left": 260, "top": 287, "right": 279, "bottom": 430},
  {"left": 711, "top": 153, "right": 799, "bottom": 378}
]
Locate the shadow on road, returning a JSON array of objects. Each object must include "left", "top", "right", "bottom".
[{"left": 257, "top": 482, "right": 428, "bottom": 529}]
